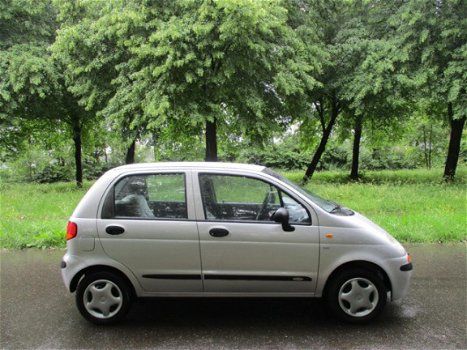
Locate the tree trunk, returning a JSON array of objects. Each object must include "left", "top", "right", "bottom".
[
  {"left": 205, "top": 119, "right": 218, "bottom": 161},
  {"left": 71, "top": 115, "right": 83, "bottom": 188},
  {"left": 153, "top": 131, "right": 159, "bottom": 161},
  {"left": 428, "top": 125, "right": 433, "bottom": 169},
  {"left": 422, "top": 126, "right": 429, "bottom": 169},
  {"left": 302, "top": 97, "right": 339, "bottom": 184},
  {"left": 443, "top": 103, "right": 465, "bottom": 181},
  {"left": 125, "top": 139, "right": 136, "bottom": 164},
  {"left": 350, "top": 114, "right": 363, "bottom": 180}
]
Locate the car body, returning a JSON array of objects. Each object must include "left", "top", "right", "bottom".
[{"left": 61, "top": 162, "right": 412, "bottom": 324}]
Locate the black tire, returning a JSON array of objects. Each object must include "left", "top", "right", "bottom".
[
  {"left": 76, "top": 271, "right": 132, "bottom": 325},
  {"left": 326, "top": 268, "right": 387, "bottom": 323}
]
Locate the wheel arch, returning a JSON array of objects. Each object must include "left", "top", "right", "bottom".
[
  {"left": 322, "top": 260, "right": 392, "bottom": 298},
  {"left": 70, "top": 265, "right": 136, "bottom": 298}
]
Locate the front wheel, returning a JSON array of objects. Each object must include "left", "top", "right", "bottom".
[
  {"left": 76, "top": 271, "right": 132, "bottom": 324},
  {"left": 326, "top": 268, "right": 387, "bottom": 323}
]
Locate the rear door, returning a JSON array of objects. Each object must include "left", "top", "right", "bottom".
[
  {"left": 97, "top": 171, "right": 202, "bottom": 293},
  {"left": 194, "top": 172, "right": 320, "bottom": 294}
]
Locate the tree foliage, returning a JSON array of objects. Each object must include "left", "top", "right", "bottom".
[
  {"left": 1, "top": 0, "right": 465, "bottom": 183},
  {"left": 0, "top": 0, "right": 59, "bottom": 159},
  {"left": 0, "top": 0, "right": 95, "bottom": 186},
  {"left": 51, "top": 0, "right": 318, "bottom": 162},
  {"left": 387, "top": 0, "right": 467, "bottom": 180}
]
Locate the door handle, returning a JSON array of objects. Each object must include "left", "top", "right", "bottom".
[
  {"left": 106, "top": 225, "right": 125, "bottom": 235},
  {"left": 209, "top": 228, "right": 229, "bottom": 237}
]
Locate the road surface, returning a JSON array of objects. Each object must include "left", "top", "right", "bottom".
[{"left": 1, "top": 244, "right": 465, "bottom": 349}]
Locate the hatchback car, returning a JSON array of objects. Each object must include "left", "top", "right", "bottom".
[{"left": 61, "top": 162, "right": 412, "bottom": 324}]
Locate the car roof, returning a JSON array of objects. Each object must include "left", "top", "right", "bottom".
[{"left": 111, "top": 162, "right": 267, "bottom": 173}]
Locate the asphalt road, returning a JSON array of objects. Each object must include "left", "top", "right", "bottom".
[{"left": 1, "top": 244, "right": 466, "bottom": 349}]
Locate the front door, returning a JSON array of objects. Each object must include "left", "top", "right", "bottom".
[
  {"left": 97, "top": 172, "right": 202, "bottom": 293},
  {"left": 195, "top": 172, "right": 320, "bottom": 294}
]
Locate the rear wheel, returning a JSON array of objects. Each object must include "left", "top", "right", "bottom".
[
  {"left": 76, "top": 271, "right": 132, "bottom": 324},
  {"left": 326, "top": 268, "right": 387, "bottom": 323}
]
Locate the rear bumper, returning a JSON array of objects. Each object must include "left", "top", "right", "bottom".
[{"left": 60, "top": 251, "right": 77, "bottom": 292}]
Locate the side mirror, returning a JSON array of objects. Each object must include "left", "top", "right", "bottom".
[{"left": 272, "top": 208, "right": 295, "bottom": 232}]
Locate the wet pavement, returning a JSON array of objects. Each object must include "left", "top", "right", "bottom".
[{"left": 1, "top": 244, "right": 466, "bottom": 349}]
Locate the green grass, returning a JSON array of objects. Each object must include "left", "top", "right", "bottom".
[
  {"left": 282, "top": 167, "right": 467, "bottom": 185},
  {"left": 0, "top": 168, "right": 465, "bottom": 249},
  {"left": 0, "top": 182, "right": 91, "bottom": 249},
  {"left": 281, "top": 167, "right": 466, "bottom": 243},
  {"left": 303, "top": 183, "right": 466, "bottom": 242}
]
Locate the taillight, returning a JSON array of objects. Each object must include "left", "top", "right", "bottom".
[{"left": 66, "top": 221, "right": 78, "bottom": 240}]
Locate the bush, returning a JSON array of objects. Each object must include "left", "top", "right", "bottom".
[
  {"left": 33, "top": 164, "right": 73, "bottom": 183},
  {"left": 280, "top": 167, "right": 467, "bottom": 185},
  {"left": 359, "top": 147, "right": 417, "bottom": 170},
  {"left": 237, "top": 143, "right": 422, "bottom": 172},
  {"left": 83, "top": 161, "right": 120, "bottom": 180},
  {"left": 317, "top": 146, "right": 349, "bottom": 170},
  {"left": 238, "top": 144, "right": 311, "bottom": 170},
  {"left": 30, "top": 161, "right": 120, "bottom": 184}
]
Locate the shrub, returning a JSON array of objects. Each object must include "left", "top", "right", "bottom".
[
  {"left": 83, "top": 161, "right": 120, "bottom": 180},
  {"left": 33, "top": 164, "right": 72, "bottom": 183},
  {"left": 238, "top": 144, "right": 311, "bottom": 170}
]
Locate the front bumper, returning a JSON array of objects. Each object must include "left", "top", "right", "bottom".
[
  {"left": 385, "top": 253, "right": 413, "bottom": 301},
  {"left": 400, "top": 262, "right": 413, "bottom": 271}
]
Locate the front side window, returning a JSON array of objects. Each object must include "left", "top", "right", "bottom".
[
  {"left": 262, "top": 168, "right": 340, "bottom": 213},
  {"left": 199, "top": 174, "right": 310, "bottom": 224},
  {"left": 102, "top": 173, "right": 187, "bottom": 219}
]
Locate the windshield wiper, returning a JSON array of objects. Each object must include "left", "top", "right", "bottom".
[{"left": 330, "top": 204, "right": 342, "bottom": 213}]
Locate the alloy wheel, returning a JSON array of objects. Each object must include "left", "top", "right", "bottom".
[{"left": 337, "top": 277, "right": 379, "bottom": 317}]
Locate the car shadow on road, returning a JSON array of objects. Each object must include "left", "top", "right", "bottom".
[
  {"left": 122, "top": 297, "right": 408, "bottom": 330},
  {"left": 126, "top": 298, "right": 330, "bottom": 327},
  {"left": 69, "top": 297, "right": 416, "bottom": 349}
]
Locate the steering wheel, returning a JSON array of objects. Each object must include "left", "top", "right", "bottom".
[{"left": 256, "top": 191, "right": 275, "bottom": 221}]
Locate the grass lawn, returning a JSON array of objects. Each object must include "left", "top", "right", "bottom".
[
  {"left": 0, "top": 168, "right": 466, "bottom": 248},
  {"left": 285, "top": 168, "right": 466, "bottom": 243},
  {"left": 0, "top": 182, "right": 92, "bottom": 249},
  {"left": 303, "top": 183, "right": 465, "bottom": 242}
]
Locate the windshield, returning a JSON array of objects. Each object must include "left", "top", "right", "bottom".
[{"left": 262, "top": 168, "right": 339, "bottom": 213}]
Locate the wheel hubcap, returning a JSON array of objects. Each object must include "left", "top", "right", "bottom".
[
  {"left": 83, "top": 279, "right": 123, "bottom": 319},
  {"left": 338, "top": 277, "right": 379, "bottom": 317}
]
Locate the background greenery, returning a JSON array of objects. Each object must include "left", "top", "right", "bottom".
[
  {"left": 1, "top": 0, "right": 465, "bottom": 186},
  {"left": 1, "top": 168, "right": 465, "bottom": 249},
  {"left": 0, "top": 1, "right": 465, "bottom": 248}
]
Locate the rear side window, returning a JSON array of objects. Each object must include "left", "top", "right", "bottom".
[{"left": 102, "top": 173, "right": 187, "bottom": 219}]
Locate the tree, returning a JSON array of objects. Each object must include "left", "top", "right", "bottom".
[
  {"left": 52, "top": 0, "right": 145, "bottom": 164},
  {"left": 390, "top": 0, "right": 466, "bottom": 180},
  {"left": 0, "top": 0, "right": 59, "bottom": 145},
  {"left": 132, "top": 0, "right": 313, "bottom": 161},
  {"left": 342, "top": 11, "right": 412, "bottom": 180},
  {"left": 288, "top": 0, "right": 360, "bottom": 183},
  {"left": 1, "top": 0, "right": 90, "bottom": 187},
  {"left": 404, "top": 102, "right": 448, "bottom": 169},
  {"left": 339, "top": 1, "right": 405, "bottom": 180},
  {"left": 52, "top": 0, "right": 313, "bottom": 162}
]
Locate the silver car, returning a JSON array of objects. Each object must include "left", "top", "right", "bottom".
[{"left": 61, "top": 162, "right": 412, "bottom": 324}]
